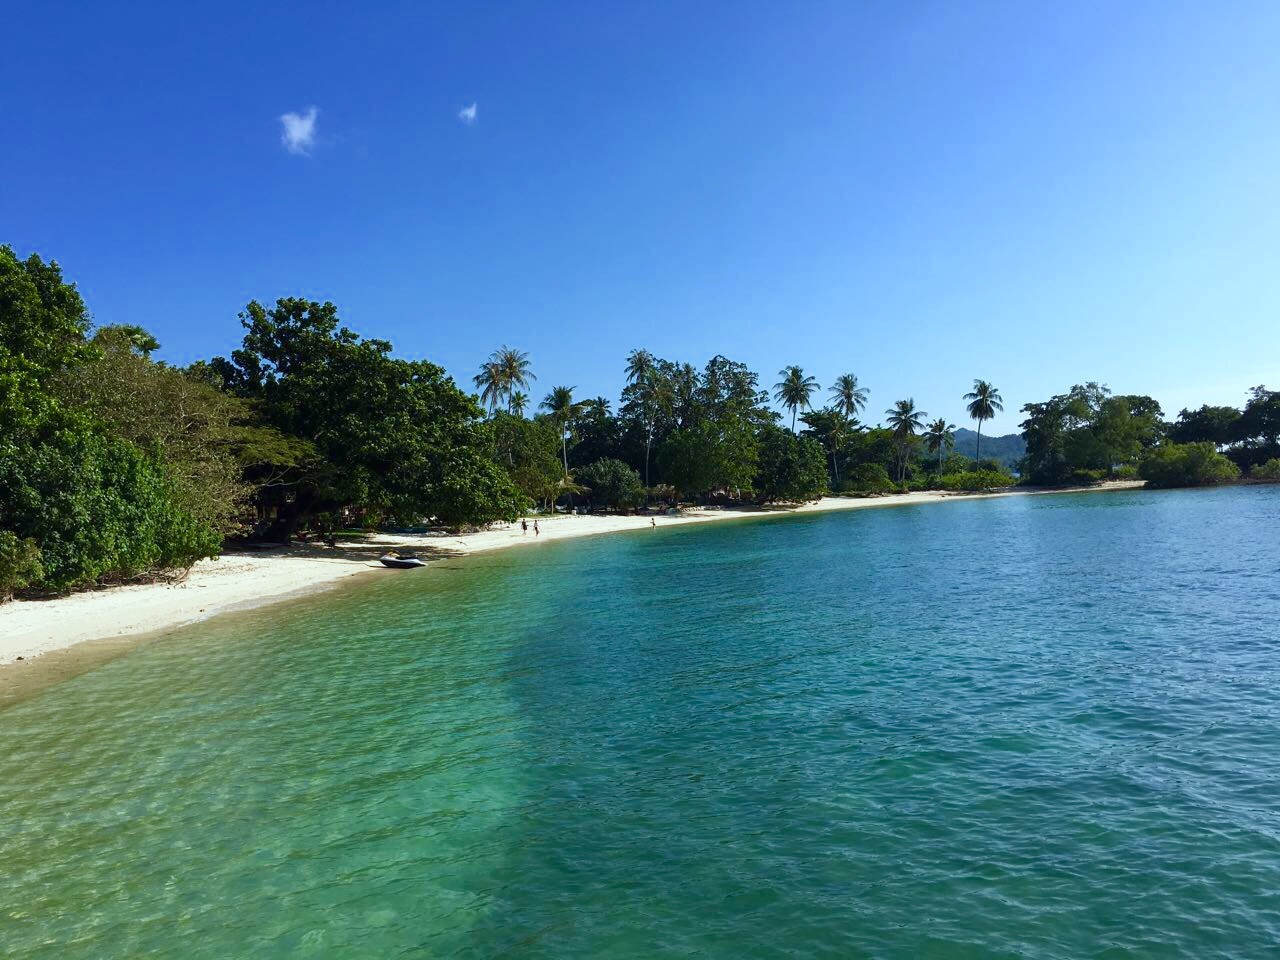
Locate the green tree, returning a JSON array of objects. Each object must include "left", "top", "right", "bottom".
[
  {"left": 800, "top": 407, "right": 857, "bottom": 483},
  {"left": 213, "top": 298, "right": 521, "bottom": 533},
  {"left": 491, "top": 413, "right": 561, "bottom": 510},
  {"left": 829, "top": 373, "right": 869, "bottom": 420},
  {"left": 1140, "top": 442, "right": 1240, "bottom": 488},
  {"left": 1, "top": 248, "right": 219, "bottom": 594},
  {"left": 473, "top": 345, "right": 535, "bottom": 414},
  {"left": 885, "top": 398, "right": 927, "bottom": 482},
  {"left": 774, "top": 365, "right": 819, "bottom": 431},
  {"left": 755, "top": 424, "right": 828, "bottom": 503},
  {"left": 576, "top": 458, "right": 645, "bottom": 511},
  {"left": 963, "top": 380, "right": 1003, "bottom": 468},
  {"left": 658, "top": 416, "right": 759, "bottom": 501},
  {"left": 622, "top": 350, "right": 674, "bottom": 486},
  {"left": 60, "top": 326, "right": 248, "bottom": 538},
  {"left": 1170, "top": 405, "right": 1241, "bottom": 448},
  {"left": 540, "top": 385, "right": 583, "bottom": 475},
  {"left": 924, "top": 418, "right": 956, "bottom": 473}
]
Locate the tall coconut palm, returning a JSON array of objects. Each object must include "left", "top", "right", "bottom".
[
  {"left": 541, "top": 385, "right": 581, "bottom": 475},
  {"left": 924, "top": 418, "right": 956, "bottom": 473},
  {"left": 626, "top": 348, "right": 665, "bottom": 487},
  {"left": 492, "top": 345, "right": 535, "bottom": 412},
  {"left": 885, "top": 398, "right": 927, "bottom": 482},
  {"left": 963, "top": 380, "right": 1004, "bottom": 467},
  {"left": 509, "top": 391, "right": 529, "bottom": 417},
  {"left": 829, "top": 373, "right": 869, "bottom": 420},
  {"left": 774, "top": 365, "right": 820, "bottom": 431},
  {"left": 625, "top": 348, "right": 656, "bottom": 387},
  {"left": 472, "top": 361, "right": 505, "bottom": 413}
]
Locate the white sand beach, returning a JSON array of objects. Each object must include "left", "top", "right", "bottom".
[{"left": 0, "top": 483, "right": 1143, "bottom": 673}]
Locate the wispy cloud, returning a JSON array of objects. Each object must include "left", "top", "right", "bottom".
[
  {"left": 458, "top": 102, "right": 478, "bottom": 126},
  {"left": 280, "top": 106, "right": 319, "bottom": 155}
]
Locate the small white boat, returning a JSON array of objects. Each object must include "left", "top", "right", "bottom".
[{"left": 379, "top": 553, "right": 426, "bottom": 569}]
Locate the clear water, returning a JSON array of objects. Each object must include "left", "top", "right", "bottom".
[{"left": 3, "top": 487, "right": 1280, "bottom": 959}]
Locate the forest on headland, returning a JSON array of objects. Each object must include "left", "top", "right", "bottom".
[{"left": 3, "top": 246, "right": 1278, "bottom": 598}]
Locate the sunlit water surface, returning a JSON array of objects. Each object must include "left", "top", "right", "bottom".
[{"left": 3, "top": 486, "right": 1280, "bottom": 958}]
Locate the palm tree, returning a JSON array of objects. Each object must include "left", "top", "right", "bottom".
[
  {"left": 885, "top": 398, "right": 927, "bottom": 482},
  {"left": 963, "top": 380, "right": 1004, "bottom": 468},
  {"left": 625, "top": 348, "right": 656, "bottom": 387},
  {"left": 924, "top": 418, "right": 956, "bottom": 474},
  {"left": 472, "top": 361, "right": 505, "bottom": 413},
  {"left": 492, "top": 345, "right": 535, "bottom": 413},
  {"left": 509, "top": 391, "right": 529, "bottom": 417},
  {"left": 829, "top": 373, "right": 869, "bottom": 420},
  {"left": 541, "top": 385, "right": 581, "bottom": 475},
  {"left": 774, "top": 365, "right": 820, "bottom": 431},
  {"left": 626, "top": 349, "right": 666, "bottom": 487}
]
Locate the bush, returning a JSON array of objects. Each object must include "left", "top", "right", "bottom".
[
  {"left": 0, "top": 532, "right": 42, "bottom": 601},
  {"left": 575, "top": 458, "right": 645, "bottom": 511},
  {"left": 1139, "top": 442, "right": 1240, "bottom": 488},
  {"left": 938, "top": 469, "right": 1016, "bottom": 491},
  {"left": 841, "top": 463, "right": 895, "bottom": 495},
  {"left": 1251, "top": 458, "right": 1280, "bottom": 481},
  {"left": 1113, "top": 464, "right": 1140, "bottom": 480},
  {"left": 1069, "top": 468, "right": 1107, "bottom": 485},
  {"left": 0, "top": 426, "right": 221, "bottom": 593}
]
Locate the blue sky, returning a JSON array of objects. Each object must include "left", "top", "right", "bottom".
[{"left": 4, "top": 1, "right": 1278, "bottom": 432}]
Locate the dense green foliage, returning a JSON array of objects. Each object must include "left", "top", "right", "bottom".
[
  {"left": 211, "top": 298, "right": 523, "bottom": 532},
  {"left": 1168, "top": 387, "right": 1280, "bottom": 472},
  {"left": 1139, "top": 443, "right": 1241, "bottom": 488},
  {"left": 754, "top": 426, "right": 828, "bottom": 503},
  {"left": 839, "top": 463, "right": 896, "bottom": 495},
  {"left": 1, "top": 247, "right": 220, "bottom": 595},
  {"left": 1251, "top": 458, "right": 1280, "bottom": 480},
  {"left": 4, "top": 241, "right": 1268, "bottom": 600},
  {"left": 938, "top": 469, "right": 1017, "bottom": 491},
  {"left": 0, "top": 532, "right": 42, "bottom": 600},
  {"left": 575, "top": 458, "right": 646, "bottom": 511},
  {"left": 1019, "top": 384, "right": 1164, "bottom": 485}
]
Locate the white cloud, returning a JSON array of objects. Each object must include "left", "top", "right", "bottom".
[
  {"left": 458, "top": 102, "right": 477, "bottom": 126},
  {"left": 280, "top": 106, "right": 319, "bottom": 155}
]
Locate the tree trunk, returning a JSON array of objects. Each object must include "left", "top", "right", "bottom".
[
  {"left": 975, "top": 421, "right": 982, "bottom": 468},
  {"left": 645, "top": 427, "right": 653, "bottom": 488}
]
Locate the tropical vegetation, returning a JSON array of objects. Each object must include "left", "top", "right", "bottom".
[{"left": 3, "top": 243, "right": 1272, "bottom": 599}]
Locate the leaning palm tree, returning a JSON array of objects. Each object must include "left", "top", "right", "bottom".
[
  {"left": 774, "top": 365, "right": 820, "bottom": 431},
  {"left": 492, "top": 345, "right": 536, "bottom": 413},
  {"left": 541, "top": 385, "right": 581, "bottom": 475},
  {"left": 472, "top": 361, "right": 505, "bottom": 413},
  {"left": 885, "top": 398, "right": 927, "bottom": 482},
  {"left": 829, "top": 373, "right": 869, "bottom": 420},
  {"left": 963, "top": 380, "right": 1004, "bottom": 467},
  {"left": 924, "top": 418, "right": 956, "bottom": 473},
  {"left": 509, "top": 391, "right": 529, "bottom": 417}
]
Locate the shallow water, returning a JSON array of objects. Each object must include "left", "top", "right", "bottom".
[{"left": 3, "top": 486, "right": 1280, "bottom": 958}]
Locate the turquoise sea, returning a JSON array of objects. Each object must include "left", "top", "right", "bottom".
[{"left": 3, "top": 486, "right": 1280, "bottom": 958}]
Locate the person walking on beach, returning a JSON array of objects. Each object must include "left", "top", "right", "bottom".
[
  {"left": 521, "top": 518, "right": 528, "bottom": 534},
  {"left": 534, "top": 520, "right": 540, "bottom": 536},
  {"left": 651, "top": 517, "right": 656, "bottom": 529}
]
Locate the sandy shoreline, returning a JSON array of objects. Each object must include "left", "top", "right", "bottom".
[{"left": 0, "top": 483, "right": 1143, "bottom": 682}]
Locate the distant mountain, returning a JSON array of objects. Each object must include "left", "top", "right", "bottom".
[{"left": 952, "top": 427, "right": 1025, "bottom": 469}]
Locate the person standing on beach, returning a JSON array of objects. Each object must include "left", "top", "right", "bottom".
[
  {"left": 534, "top": 520, "right": 540, "bottom": 536},
  {"left": 651, "top": 517, "right": 656, "bottom": 529},
  {"left": 521, "top": 518, "right": 528, "bottom": 534}
]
